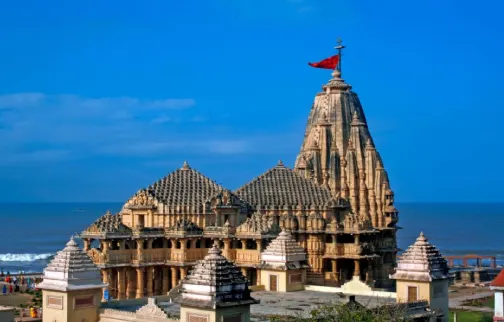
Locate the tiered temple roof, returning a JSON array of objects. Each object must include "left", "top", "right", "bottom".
[
  {"left": 259, "top": 230, "right": 308, "bottom": 270},
  {"left": 82, "top": 211, "right": 132, "bottom": 238},
  {"left": 37, "top": 237, "right": 106, "bottom": 291},
  {"left": 178, "top": 244, "right": 258, "bottom": 309},
  {"left": 124, "top": 161, "right": 251, "bottom": 214},
  {"left": 235, "top": 160, "right": 334, "bottom": 210},
  {"left": 390, "top": 232, "right": 450, "bottom": 282}
]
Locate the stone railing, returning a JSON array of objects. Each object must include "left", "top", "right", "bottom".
[
  {"left": 138, "top": 249, "right": 166, "bottom": 263},
  {"left": 107, "top": 249, "right": 134, "bottom": 264},
  {"left": 324, "top": 244, "right": 362, "bottom": 256},
  {"left": 374, "top": 239, "right": 397, "bottom": 249},
  {"left": 234, "top": 249, "right": 260, "bottom": 265},
  {"left": 222, "top": 248, "right": 237, "bottom": 261},
  {"left": 170, "top": 248, "right": 207, "bottom": 262}
]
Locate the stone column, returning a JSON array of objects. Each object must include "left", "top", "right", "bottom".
[
  {"left": 354, "top": 234, "right": 360, "bottom": 245},
  {"left": 331, "top": 259, "right": 339, "bottom": 282},
  {"left": 137, "top": 239, "right": 144, "bottom": 262},
  {"left": 146, "top": 267, "right": 154, "bottom": 297},
  {"left": 102, "top": 269, "right": 110, "bottom": 302},
  {"left": 117, "top": 268, "right": 126, "bottom": 299},
  {"left": 171, "top": 267, "right": 178, "bottom": 287},
  {"left": 256, "top": 239, "right": 263, "bottom": 252},
  {"left": 109, "top": 269, "right": 117, "bottom": 298},
  {"left": 257, "top": 269, "right": 261, "bottom": 285},
  {"left": 241, "top": 268, "right": 247, "bottom": 280},
  {"left": 136, "top": 268, "right": 144, "bottom": 299},
  {"left": 126, "top": 268, "right": 136, "bottom": 299},
  {"left": 180, "top": 267, "right": 188, "bottom": 280},
  {"left": 162, "top": 267, "right": 170, "bottom": 294},
  {"left": 223, "top": 239, "right": 231, "bottom": 257},
  {"left": 83, "top": 239, "right": 91, "bottom": 251},
  {"left": 241, "top": 240, "right": 246, "bottom": 249},
  {"left": 353, "top": 259, "right": 360, "bottom": 278},
  {"left": 331, "top": 235, "right": 337, "bottom": 245}
]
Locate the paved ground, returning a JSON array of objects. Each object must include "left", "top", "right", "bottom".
[
  {"left": 449, "top": 290, "right": 494, "bottom": 313},
  {"left": 156, "top": 290, "right": 395, "bottom": 321}
]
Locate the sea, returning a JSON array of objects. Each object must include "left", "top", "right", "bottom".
[{"left": 0, "top": 202, "right": 502, "bottom": 274}]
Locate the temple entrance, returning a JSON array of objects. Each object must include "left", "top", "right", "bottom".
[
  {"left": 407, "top": 286, "right": 418, "bottom": 302},
  {"left": 137, "top": 215, "right": 145, "bottom": 227},
  {"left": 269, "top": 274, "right": 277, "bottom": 291}
]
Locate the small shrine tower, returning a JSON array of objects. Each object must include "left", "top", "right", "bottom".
[
  {"left": 390, "top": 232, "right": 450, "bottom": 321},
  {"left": 490, "top": 269, "right": 504, "bottom": 321},
  {"left": 258, "top": 230, "right": 309, "bottom": 292},
  {"left": 37, "top": 237, "right": 106, "bottom": 322},
  {"left": 178, "top": 244, "right": 259, "bottom": 322}
]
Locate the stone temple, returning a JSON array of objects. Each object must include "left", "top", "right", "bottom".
[{"left": 80, "top": 46, "right": 400, "bottom": 301}]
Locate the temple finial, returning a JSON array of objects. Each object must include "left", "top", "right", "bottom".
[
  {"left": 335, "top": 37, "right": 345, "bottom": 73},
  {"left": 181, "top": 160, "right": 190, "bottom": 170}
]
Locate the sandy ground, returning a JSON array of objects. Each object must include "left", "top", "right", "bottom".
[{"left": 0, "top": 293, "right": 33, "bottom": 307}]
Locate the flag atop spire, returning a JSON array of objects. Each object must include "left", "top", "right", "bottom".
[{"left": 307, "top": 38, "right": 344, "bottom": 71}]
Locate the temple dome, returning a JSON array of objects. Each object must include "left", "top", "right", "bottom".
[
  {"left": 178, "top": 244, "right": 258, "bottom": 309},
  {"left": 390, "top": 232, "right": 450, "bottom": 282},
  {"left": 259, "top": 230, "right": 308, "bottom": 270},
  {"left": 37, "top": 237, "right": 106, "bottom": 291}
]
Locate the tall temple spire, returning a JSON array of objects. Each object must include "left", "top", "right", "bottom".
[{"left": 294, "top": 42, "right": 398, "bottom": 230}]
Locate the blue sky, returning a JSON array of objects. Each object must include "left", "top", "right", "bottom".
[{"left": 0, "top": 0, "right": 502, "bottom": 202}]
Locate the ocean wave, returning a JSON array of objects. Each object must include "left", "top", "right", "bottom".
[{"left": 0, "top": 253, "right": 54, "bottom": 262}]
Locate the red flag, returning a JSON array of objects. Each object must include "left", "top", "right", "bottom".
[{"left": 308, "top": 55, "right": 339, "bottom": 69}]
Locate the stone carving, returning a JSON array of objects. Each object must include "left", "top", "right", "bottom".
[
  {"left": 82, "top": 211, "right": 132, "bottom": 236},
  {"left": 166, "top": 218, "right": 202, "bottom": 233},
  {"left": 135, "top": 298, "right": 169, "bottom": 320},
  {"left": 236, "top": 213, "right": 279, "bottom": 236},
  {"left": 127, "top": 189, "right": 156, "bottom": 208}
]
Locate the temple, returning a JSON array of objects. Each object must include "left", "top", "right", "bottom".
[{"left": 79, "top": 42, "right": 400, "bottom": 301}]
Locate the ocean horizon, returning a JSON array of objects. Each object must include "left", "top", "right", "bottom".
[{"left": 0, "top": 202, "right": 502, "bottom": 273}]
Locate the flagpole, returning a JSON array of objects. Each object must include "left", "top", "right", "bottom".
[{"left": 335, "top": 38, "right": 345, "bottom": 73}]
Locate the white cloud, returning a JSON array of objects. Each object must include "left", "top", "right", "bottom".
[{"left": 0, "top": 92, "right": 285, "bottom": 162}]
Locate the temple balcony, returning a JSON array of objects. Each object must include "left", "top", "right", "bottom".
[
  {"left": 222, "top": 248, "right": 237, "bottom": 261},
  {"left": 135, "top": 249, "right": 166, "bottom": 264},
  {"left": 234, "top": 249, "right": 260, "bottom": 266},
  {"left": 324, "top": 244, "right": 363, "bottom": 256},
  {"left": 169, "top": 248, "right": 208, "bottom": 262},
  {"left": 105, "top": 249, "right": 134, "bottom": 264},
  {"left": 374, "top": 238, "right": 397, "bottom": 250}
]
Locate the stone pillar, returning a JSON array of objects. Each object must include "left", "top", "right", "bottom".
[
  {"left": 354, "top": 234, "right": 360, "bottom": 245},
  {"left": 83, "top": 239, "right": 91, "bottom": 251},
  {"left": 162, "top": 267, "right": 170, "bottom": 294},
  {"left": 136, "top": 268, "right": 144, "bottom": 299},
  {"left": 256, "top": 239, "right": 263, "bottom": 252},
  {"left": 109, "top": 269, "right": 117, "bottom": 298},
  {"left": 331, "top": 259, "right": 339, "bottom": 282},
  {"left": 241, "top": 268, "right": 247, "bottom": 280},
  {"left": 241, "top": 240, "right": 246, "bottom": 249},
  {"left": 102, "top": 269, "right": 110, "bottom": 302},
  {"left": 126, "top": 268, "right": 136, "bottom": 299},
  {"left": 180, "top": 267, "right": 188, "bottom": 280},
  {"left": 146, "top": 267, "right": 154, "bottom": 297},
  {"left": 137, "top": 239, "right": 144, "bottom": 262},
  {"left": 171, "top": 267, "right": 178, "bottom": 287},
  {"left": 257, "top": 269, "right": 261, "bottom": 285},
  {"left": 181, "top": 239, "right": 186, "bottom": 251},
  {"left": 117, "top": 268, "right": 126, "bottom": 299},
  {"left": 354, "top": 259, "right": 360, "bottom": 278},
  {"left": 331, "top": 235, "right": 336, "bottom": 245}
]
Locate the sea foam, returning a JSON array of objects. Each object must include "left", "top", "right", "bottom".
[{"left": 0, "top": 253, "right": 53, "bottom": 262}]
